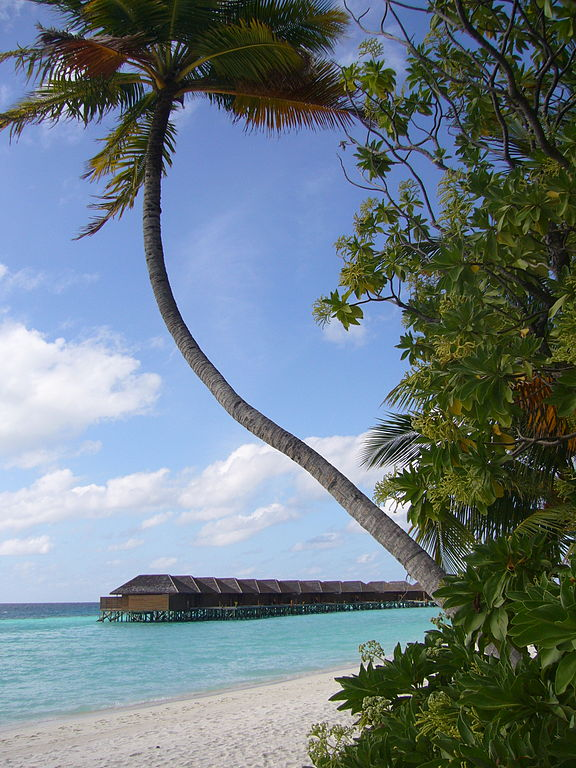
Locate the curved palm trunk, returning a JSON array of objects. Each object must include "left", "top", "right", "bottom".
[{"left": 142, "top": 91, "right": 447, "bottom": 600}]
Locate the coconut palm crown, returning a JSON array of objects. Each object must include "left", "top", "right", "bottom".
[
  {"left": 1, "top": 0, "right": 350, "bottom": 234},
  {"left": 0, "top": 0, "right": 449, "bottom": 599}
]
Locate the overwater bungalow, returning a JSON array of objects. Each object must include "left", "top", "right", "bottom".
[{"left": 99, "top": 575, "right": 431, "bottom": 622}]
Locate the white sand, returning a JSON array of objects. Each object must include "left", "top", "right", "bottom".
[{"left": 1, "top": 667, "right": 357, "bottom": 768}]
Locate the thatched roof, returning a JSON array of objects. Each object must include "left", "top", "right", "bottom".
[
  {"left": 257, "top": 579, "right": 282, "bottom": 594},
  {"left": 385, "top": 581, "right": 421, "bottom": 592},
  {"left": 111, "top": 575, "right": 197, "bottom": 595},
  {"left": 110, "top": 575, "right": 429, "bottom": 597}
]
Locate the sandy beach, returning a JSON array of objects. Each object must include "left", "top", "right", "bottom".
[{"left": 2, "top": 666, "right": 357, "bottom": 768}]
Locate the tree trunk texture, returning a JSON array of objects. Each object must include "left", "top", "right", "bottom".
[{"left": 142, "top": 91, "right": 447, "bottom": 600}]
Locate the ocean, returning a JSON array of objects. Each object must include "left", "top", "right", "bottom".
[{"left": 0, "top": 602, "right": 438, "bottom": 728}]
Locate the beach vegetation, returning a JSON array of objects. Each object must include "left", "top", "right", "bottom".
[
  {"left": 311, "top": 0, "right": 576, "bottom": 763},
  {"left": 0, "top": 0, "right": 447, "bottom": 598},
  {"left": 309, "top": 534, "right": 576, "bottom": 768},
  {"left": 315, "top": 0, "right": 576, "bottom": 568}
]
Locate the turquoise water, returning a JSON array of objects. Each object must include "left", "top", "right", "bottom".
[{"left": 0, "top": 603, "right": 437, "bottom": 727}]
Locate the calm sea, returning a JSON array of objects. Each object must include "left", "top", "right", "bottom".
[{"left": 0, "top": 602, "right": 437, "bottom": 727}]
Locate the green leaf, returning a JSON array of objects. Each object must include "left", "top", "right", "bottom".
[{"left": 555, "top": 652, "right": 576, "bottom": 695}]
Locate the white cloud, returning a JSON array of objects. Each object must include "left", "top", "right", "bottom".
[
  {"left": 0, "top": 0, "right": 24, "bottom": 23},
  {"left": 0, "top": 320, "right": 161, "bottom": 466},
  {"left": 5, "top": 440, "right": 102, "bottom": 471},
  {"left": 150, "top": 556, "right": 178, "bottom": 569},
  {"left": 0, "top": 434, "right": 383, "bottom": 538},
  {"left": 0, "top": 469, "right": 174, "bottom": 532},
  {"left": 195, "top": 503, "right": 297, "bottom": 547},
  {"left": 292, "top": 532, "right": 342, "bottom": 551},
  {"left": 0, "top": 535, "right": 52, "bottom": 556},
  {"left": 142, "top": 511, "right": 173, "bottom": 529},
  {"left": 322, "top": 320, "right": 367, "bottom": 347},
  {"left": 356, "top": 552, "right": 377, "bottom": 565},
  {"left": 108, "top": 538, "right": 143, "bottom": 552},
  {"left": 177, "top": 442, "right": 293, "bottom": 521},
  {"left": 0, "top": 263, "right": 98, "bottom": 295}
]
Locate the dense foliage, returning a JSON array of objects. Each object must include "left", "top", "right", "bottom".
[
  {"left": 308, "top": 534, "right": 576, "bottom": 768},
  {"left": 310, "top": 1, "right": 576, "bottom": 763},
  {"left": 316, "top": 0, "right": 576, "bottom": 568}
]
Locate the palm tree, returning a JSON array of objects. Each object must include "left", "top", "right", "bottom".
[{"left": 0, "top": 0, "right": 447, "bottom": 597}]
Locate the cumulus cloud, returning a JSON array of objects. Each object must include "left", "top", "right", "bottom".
[
  {"left": 177, "top": 442, "right": 293, "bottom": 521},
  {"left": 194, "top": 503, "right": 297, "bottom": 547},
  {"left": 150, "top": 556, "right": 178, "bottom": 569},
  {"left": 0, "top": 535, "right": 52, "bottom": 556},
  {"left": 0, "top": 320, "right": 160, "bottom": 466},
  {"left": 0, "top": 432, "right": 392, "bottom": 568},
  {"left": 0, "top": 434, "right": 384, "bottom": 548},
  {"left": 0, "top": 469, "right": 173, "bottom": 532},
  {"left": 292, "top": 532, "right": 342, "bottom": 551},
  {"left": 141, "top": 511, "right": 173, "bottom": 529}
]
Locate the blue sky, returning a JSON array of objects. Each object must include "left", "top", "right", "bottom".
[{"left": 0, "top": 0, "right": 413, "bottom": 602}]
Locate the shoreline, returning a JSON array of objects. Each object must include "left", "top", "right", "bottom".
[
  {"left": 0, "top": 659, "right": 360, "bottom": 733},
  {"left": 2, "top": 665, "right": 358, "bottom": 768}
]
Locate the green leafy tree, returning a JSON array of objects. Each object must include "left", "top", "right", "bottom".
[
  {"left": 309, "top": 534, "right": 576, "bottom": 767},
  {"left": 0, "top": 0, "right": 447, "bottom": 595},
  {"left": 316, "top": 0, "right": 576, "bottom": 568}
]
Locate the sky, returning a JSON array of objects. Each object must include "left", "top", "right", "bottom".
[{"left": 0, "top": 0, "right": 415, "bottom": 602}]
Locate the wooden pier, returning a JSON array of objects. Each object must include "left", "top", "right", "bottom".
[
  {"left": 99, "top": 574, "right": 433, "bottom": 623},
  {"left": 99, "top": 599, "right": 433, "bottom": 623}
]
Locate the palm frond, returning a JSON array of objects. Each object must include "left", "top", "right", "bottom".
[
  {"left": 0, "top": 75, "right": 145, "bottom": 138},
  {"left": 227, "top": 0, "right": 348, "bottom": 54},
  {"left": 387, "top": 372, "right": 433, "bottom": 411},
  {"left": 180, "top": 20, "right": 302, "bottom": 81},
  {"left": 81, "top": 0, "right": 171, "bottom": 38},
  {"left": 205, "top": 60, "right": 351, "bottom": 132},
  {"left": 513, "top": 506, "right": 574, "bottom": 538},
  {"left": 82, "top": 92, "right": 157, "bottom": 182},
  {"left": 37, "top": 27, "right": 152, "bottom": 78},
  {"left": 414, "top": 513, "right": 475, "bottom": 573},
  {"left": 78, "top": 106, "right": 177, "bottom": 237},
  {"left": 361, "top": 412, "right": 422, "bottom": 468}
]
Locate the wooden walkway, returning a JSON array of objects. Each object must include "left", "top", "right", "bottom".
[{"left": 98, "top": 600, "right": 433, "bottom": 623}]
